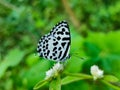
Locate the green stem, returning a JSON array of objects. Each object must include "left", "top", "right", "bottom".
[
  {"left": 57, "top": 75, "right": 61, "bottom": 90},
  {"left": 64, "top": 72, "right": 92, "bottom": 79},
  {"left": 49, "top": 75, "right": 61, "bottom": 90},
  {"left": 0, "top": 0, "right": 17, "bottom": 10},
  {"left": 101, "top": 80, "right": 120, "bottom": 90}
]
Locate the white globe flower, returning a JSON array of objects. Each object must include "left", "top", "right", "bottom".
[
  {"left": 45, "top": 62, "right": 64, "bottom": 80},
  {"left": 52, "top": 62, "right": 64, "bottom": 72},
  {"left": 45, "top": 68, "right": 54, "bottom": 80},
  {"left": 90, "top": 65, "right": 104, "bottom": 80}
]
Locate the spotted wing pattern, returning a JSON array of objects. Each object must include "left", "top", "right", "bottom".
[{"left": 37, "top": 20, "right": 71, "bottom": 61}]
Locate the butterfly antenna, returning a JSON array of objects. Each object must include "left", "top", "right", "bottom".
[{"left": 71, "top": 51, "right": 87, "bottom": 60}]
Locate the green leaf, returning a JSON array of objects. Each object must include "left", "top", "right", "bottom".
[
  {"left": 20, "top": 60, "right": 51, "bottom": 87},
  {"left": 101, "top": 80, "right": 120, "bottom": 90},
  {"left": 0, "top": 47, "right": 25, "bottom": 78},
  {"left": 103, "top": 75, "right": 119, "bottom": 82},
  {"left": 49, "top": 76, "right": 61, "bottom": 90},
  {"left": 33, "top": 79, "right": 48, "bottom": 90},
  {"left": 61, "top": 76, "right": 84, "bottom": 85},
  {"left": 26, "top": 54, "right": 39, "bottom": 66},
  {"left": 7, "top": 48, "right": 25, "bottom": 67}
]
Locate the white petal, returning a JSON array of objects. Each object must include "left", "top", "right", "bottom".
[
  {"left": 90, "top": 65, "right": 104, "bottom": 80},
  {"left": 45, "top": 62, "right": 64, "bottom": 80}
]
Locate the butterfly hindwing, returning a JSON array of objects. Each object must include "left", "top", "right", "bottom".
[{"left": 37, "top": 20, "right": 70, "bottom": 61}]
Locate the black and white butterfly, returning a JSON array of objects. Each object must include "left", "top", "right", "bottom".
[{"left": 37, "top": 20, "right": 71, "bottom": 62}]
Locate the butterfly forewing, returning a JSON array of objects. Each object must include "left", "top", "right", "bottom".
[{"left": 37, "top": 20, "right": 70, "bottom": 61}]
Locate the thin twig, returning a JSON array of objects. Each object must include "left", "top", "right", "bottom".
[
  {"left": 0, "top": 0, "right": 18, "bottom": 11},
  {"left": 61, "top": 0, "right": 80, "bottom": 29}
]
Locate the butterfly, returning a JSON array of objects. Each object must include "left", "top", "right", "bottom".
[{"left": 37, "top": 20, "right": 71, "bottom": 62}]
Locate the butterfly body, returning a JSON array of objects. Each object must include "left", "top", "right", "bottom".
[{"left": 37, "top": 20, "right": 71, "bottom": 62}]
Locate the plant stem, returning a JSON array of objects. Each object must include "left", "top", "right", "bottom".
[
  {"left": 49, "top": 75, "right": 61, "bottom": 90},
  {"left": 0, "top": 0, "right": 17, "bottom": 10},
  {"left": 57, "top": 75, "right": 61, "bottom": 90},
  {"left": 64, "top": 72, "right": 92, "bottom": 79},
  {"left": 61, "top": 0, "right": 80, "bottom": 29}
]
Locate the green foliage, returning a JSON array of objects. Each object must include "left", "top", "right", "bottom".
[
  {"left": 82, "top": 31, "right": 120, "bottom": 77},
  {"left": 49, "top": 76, "right": 61, "bottom": 90},
  {"left": 103, "top": 75, "right": 119, "bottom": 82},
  {"left": 34, "top": 71, "right": 120, "bottom": 90},
  {"left": 0, "top": 0, "right": 120, "bottom": 90},
  {"left": 62, "top": 76, "right": 82, "bottom": 85},
  {"left": 0, "top": 47, "right": 25, "bottom": 78}
]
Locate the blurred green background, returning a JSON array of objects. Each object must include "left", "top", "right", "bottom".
[{"left": 0, "top": 0, "right": 120, "bottom": 90}]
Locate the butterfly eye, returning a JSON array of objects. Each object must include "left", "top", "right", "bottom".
[{"left": 37, "top": 20, "right": 71, "bottom": 62}]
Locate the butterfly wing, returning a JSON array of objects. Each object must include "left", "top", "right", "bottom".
[{"left": 37, "top": 20, "right": 71, "bottom": 61}]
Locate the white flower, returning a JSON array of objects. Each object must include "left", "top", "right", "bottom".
[
  {"left": 45, "top": 62, "right": 64, "bottom": 80},
  {"left": 52, "top": 62, "right": 64, "bottom": 72},
  {"left": 90, "top": 65, "right": 104, "bottom": 80},
  {"left": 45, "top": 68, "right": 54, "bottom": 80}
]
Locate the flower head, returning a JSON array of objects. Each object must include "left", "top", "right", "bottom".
[
  {"left": 45, "top": 68, "right": 54, "bottom": 80},
  {"left": 45, "top": 62, "right": 64, "bottom": 80},
  {"left": 90, "top": 65, "right": 104, "bottom": 80},
  {"left": 52, "top": 62, "right": 64, "bottom": 72}
]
